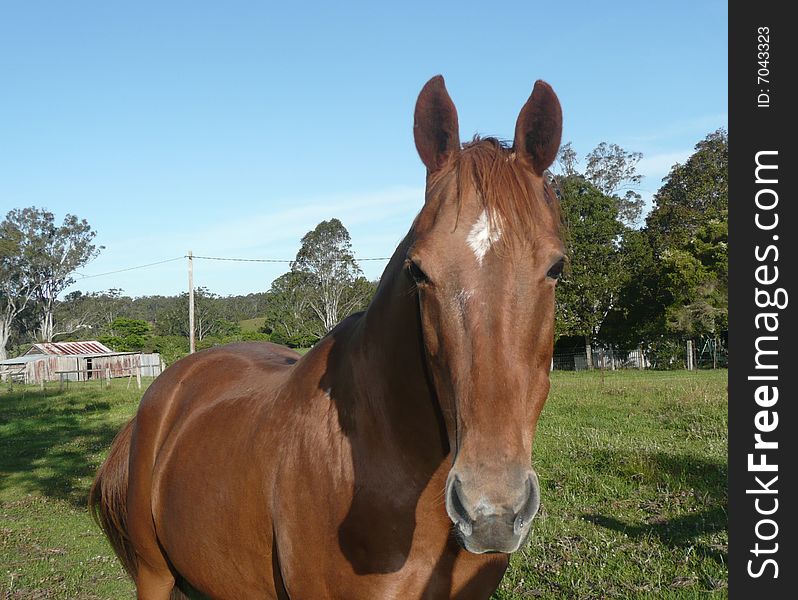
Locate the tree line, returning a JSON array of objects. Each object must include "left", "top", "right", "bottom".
[
  {"left": 1, "top": 129, "right": 726, "bottom": 369},
  {"left": 554, "top": 130, "right": 727, "bottom": 367},
  {"left": 0, "top": 212, "right": 375, "bottom": 364}
]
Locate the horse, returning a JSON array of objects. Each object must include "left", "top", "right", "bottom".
[{"left": 90, "top": 75, "right": 564, "bottom": 600}]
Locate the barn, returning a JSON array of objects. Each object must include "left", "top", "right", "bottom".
[{"left": 0, "top": 341, "right": 163, "bottom": 385}]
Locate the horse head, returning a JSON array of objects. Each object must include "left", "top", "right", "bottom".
[{"left": 409, "top": 76, "right": 564, "bottom": 554}]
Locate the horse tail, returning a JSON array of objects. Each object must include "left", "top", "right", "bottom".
[{"left": 88, "top": 418, "right": 139, "bottom": 579}]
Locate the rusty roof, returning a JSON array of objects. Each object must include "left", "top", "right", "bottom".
[{"left": 25, "top": 341, "right": 114, "bottom": 356}]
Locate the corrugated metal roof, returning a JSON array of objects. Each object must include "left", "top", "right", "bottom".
[
  {"left": 25, "top": 341, "right": 114, "bottom": 356},
  {"left": 1, "top": 350, "right": 138, "bottom": 365},
  {"left": 0, "top": 354, "right": 46, "bottom": 365}
]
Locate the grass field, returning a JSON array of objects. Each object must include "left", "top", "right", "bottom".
[
  {"left": 0, "top": 370, "right": 727, "bottom": 599},
  {"left": 238, "top": 317, "right": 267, "bottom": 333}
]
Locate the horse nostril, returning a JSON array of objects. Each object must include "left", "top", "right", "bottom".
[
  {"left": 513, "top": 513, "right": 527, "bottom": 535},
  {"left": 513, "top": 474, "right": 540, "bottom": 535},
  {"left": 447, "top": 476, "right": 474, "bottom": 536}
]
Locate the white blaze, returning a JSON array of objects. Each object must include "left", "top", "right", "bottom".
[{"left": 467, "top": 210, "right": 502, "bottom": 265}]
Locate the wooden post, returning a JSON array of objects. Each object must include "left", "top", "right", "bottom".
[
  {"left": 136, "top": 354, "right": 142, "bottom": 390},
  {"left": 188, "top": 250, "right": 196, "bottom": 354},
  {"left": 638, "top": 345, "right": 645, "bottom": 369},
  {"left": 105, "top": 366, "right": 111, "bottom": 387},
  {"left": 686, "top": 340, "right": 694, "bottom": 371}
]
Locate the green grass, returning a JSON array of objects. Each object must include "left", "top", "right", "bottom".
[
  {"left": 238, "top": 317, "right": 266, "bottom": 333},
  {"left": 0, "top": 370, "right": 727, "bottom": 598},
  {"left": 1, "top": 380, "right": 143, "bottom": 599},
  {"left": 497, "top": 370, "right": 727, "bottom": 598}
]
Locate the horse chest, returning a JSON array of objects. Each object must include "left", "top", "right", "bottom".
[{"left": 273, "top": 450, "right": 506, "bottom": 599}]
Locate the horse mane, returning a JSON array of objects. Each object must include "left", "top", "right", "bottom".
[{"left": 428, "top": 136, "right": 563, "bottom": 246}]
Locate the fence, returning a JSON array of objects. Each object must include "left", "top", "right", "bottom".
[
  {"left": 0, "top": 352, "right": 165, "bottom": 388},
  {"left": 552, "top": 338, "right": 728, "bottom": 371}
]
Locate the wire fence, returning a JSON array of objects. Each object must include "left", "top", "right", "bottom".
[{"left": 552, "top": 338, "right": 728, "bottom": 371}]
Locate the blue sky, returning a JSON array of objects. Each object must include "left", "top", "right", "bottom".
[{"left": 0, "top": 1, "right": 727, "bottom": 298}]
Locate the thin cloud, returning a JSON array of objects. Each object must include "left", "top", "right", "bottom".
[
  {"left": 70, "top": 186, "right": 424, "bottom": 296},
  {"left": 637, "top": 150, "right": 693, "bottom": 185},
  {"left": 624, "top": 113, "right": 727, "bottom": 144}
]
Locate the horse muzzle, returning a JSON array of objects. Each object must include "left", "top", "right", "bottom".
[{"left": 445, "top": 467, "right": 540, "bottom": 554}]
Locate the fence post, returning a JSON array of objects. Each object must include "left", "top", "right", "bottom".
[
  {"left": 599, "top": 349, "right": 605, "bottom": 384},
  {"left": 105, "top": 366, "right": 111, "bottom": 387},
  {"left": 638, "top": 345, "right": 645, "bottom": 369},
  {"left": 136, "top": 354, "right": 142, "bottom": 390},
  {"left": 686, "top": 340, "right": 694, "bottom": 370}
]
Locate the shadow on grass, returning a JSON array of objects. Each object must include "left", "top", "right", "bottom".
[
  {"left": 582, "top": 450, "right": 727, "bottom": 564},
  {"left": 0, "top": 386, "right": 133, "bottom": 507},
  {"left": 587, "top": 448, "right": 726, "bottom": 499}
]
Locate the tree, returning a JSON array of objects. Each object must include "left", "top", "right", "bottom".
[
  {"left": 584, "top": 142, "right": 644, "bottom": 227},
  {"left": 601, "top": 228, "right": 664, "bottom": 351},
  {"left": 155, "top": 287, "right": 225, "bottom": 341},
  {"left": 100, "top": 317, "right": 151, "bottom": 352},
  {"left": 556, "top": 142, "right": 644, "bottom": 227},
  {"left": 556, "top": 141, "right": 579, "bottom": 176},
  {"left": 3, "top": 208, "right": 102, "bottom": 342},
  {"left": 261, "top": 271, "right": 318, "bottom": 347},
  {"left": 646, "top": 129, "right": 728, "bottom": 253},
  {"left": 215, "top": 292, "right": 270, "bottom": 323},
  {"left": 554, "top": 175, "right": 628, "bottom": 367},
  {"left": 604, "top": 130, "right": 728, "bottom": 363},
  {"left": 643, "top": 130, "right": 728, "bottom": 339},
  {"left": 291, "top": 219, "right": 371, "bottom": 336},
  {"left": 0, "top": 222, "right": 36, "bottom": 361},
  {"left": 661, "top": 217, "right": 728, "bottom": 338}
]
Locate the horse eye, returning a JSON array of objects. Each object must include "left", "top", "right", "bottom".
[
  {"left": 546, "top": 258, "right": 565, "bottom": 280},
  {"left": 407, "top": 260, "right": 430, "bottom": 285}
]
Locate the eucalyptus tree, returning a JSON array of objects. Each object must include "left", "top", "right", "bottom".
[
  {"left": 291, "top": 218, "right": 371, "bottom": 336},
  {"left": 2, "top": 207, "right": 102, "bottom": 343},
  {"left": 0, "top": 221, "right": 36, "bottom": 360}
]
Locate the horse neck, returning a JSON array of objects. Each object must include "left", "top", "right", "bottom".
[{"left": 344, "top": 234, "right": 448, "bottom": 457}]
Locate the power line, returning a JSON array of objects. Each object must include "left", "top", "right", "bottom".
[
  {"left": 75, "top": 256, "right": 185, "bottom": 280},
  {"left": 74, "top": 254, "right": 392, "bottom": 279},
  {"left": 191, "top": 254, "right": 392, "bottom": 263}
]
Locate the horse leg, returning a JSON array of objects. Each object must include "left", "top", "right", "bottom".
[{"left": 135, "top": 559, "right": 175, "bottom": 600}]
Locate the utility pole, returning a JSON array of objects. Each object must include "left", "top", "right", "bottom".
[{"left": 188, "top": 250, "right": 195, "bottom": 354}]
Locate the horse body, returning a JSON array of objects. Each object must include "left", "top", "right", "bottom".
[
  {"left": 91, "top": 75, "right": 563, "bottom": 599},
  {"left": 115, "top": 255, "right": 506, "bottom": 598},
  {"left": 130, "top": 342, "right": 292, "bottom": 597}
]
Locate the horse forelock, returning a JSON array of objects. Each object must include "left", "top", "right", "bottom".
[{"left": 424, "top": 136, "right": 563, "bottom": 248}]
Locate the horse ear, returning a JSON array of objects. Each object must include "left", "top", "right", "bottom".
[
  {"left": 414, "top": 75, "right": 461, "bottom": 172},
  {"left": 513, "top": 80, "right": 562, "bottom": 175}
]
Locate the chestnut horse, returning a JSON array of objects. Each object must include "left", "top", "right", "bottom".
[{"left": 90, "top": 75, "right": 564, "bottom": 599}]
